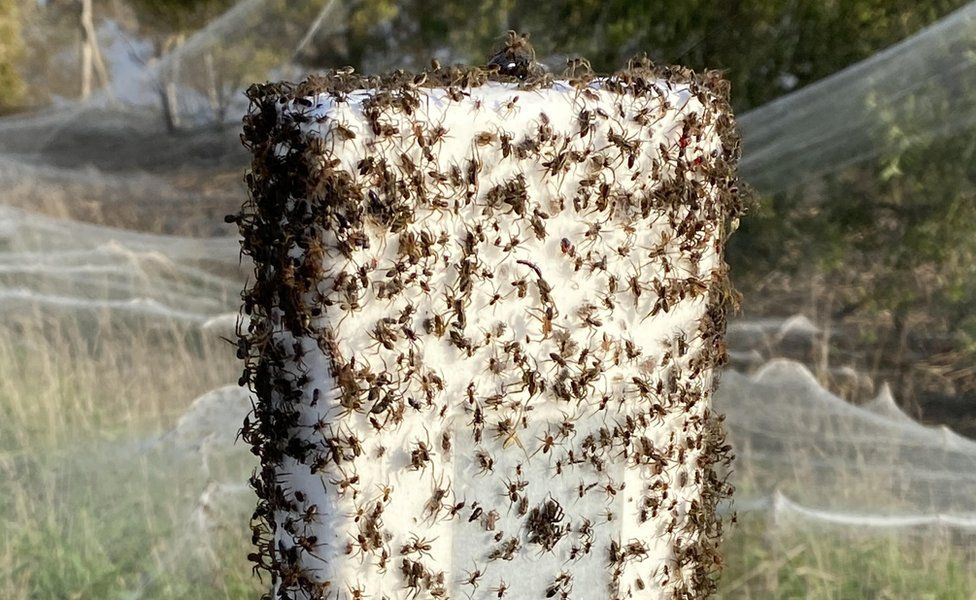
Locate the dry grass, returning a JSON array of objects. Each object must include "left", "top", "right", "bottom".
[
  {"left": 0, "top": 311, "right": 260, "bottom": 599},
  {"left": 719, "top": 512, "right": 976, "bottom": 599}
]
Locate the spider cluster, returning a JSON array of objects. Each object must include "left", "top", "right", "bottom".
[{"left": 237, "top": 31, "right": 741, "bottom": 600}]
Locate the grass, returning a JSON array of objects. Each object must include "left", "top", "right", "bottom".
[
  {"left": 718, "top": 513, "right": 976, "bottom": 599},
  {"left": 0, "top": 313, "right": 261, "bottom": 600}
]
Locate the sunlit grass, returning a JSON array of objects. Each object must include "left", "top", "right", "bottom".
[
  {"left": 0, "top": 312, "right": 259, "bottom": 600},
  {"left": 718, "top": 513, "right": 976, "bottom": 599}
]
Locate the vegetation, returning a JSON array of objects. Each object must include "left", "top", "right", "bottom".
[
  {"left": 128, "top": 0, "right": 234, "bottom": 34},
  {"left": 127, "top": 0, "right": 234, "bottom": 129},
  {"left": 731, "top": 12, "right": 976, "bottom": 422},
  {"left": 0, "top": 314, "right": 258, "bottom": 600},
  {"left": 718, "top": 513, "right": 976, "bottom": 599},
  {"left": 0, "top": 0, "right": 25, "bottom": 113}
]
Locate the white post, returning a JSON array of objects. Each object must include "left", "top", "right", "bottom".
[{"left": 238, "top": 42, "right": 741, "bottom": 600}]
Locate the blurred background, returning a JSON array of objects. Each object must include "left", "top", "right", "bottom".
[{"left": 1, "top": 1, "right": 975, "bottom": 598}]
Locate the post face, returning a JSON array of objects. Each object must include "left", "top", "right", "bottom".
[{"left": 239, "top": 62, "right": 740, "bottom": 600}]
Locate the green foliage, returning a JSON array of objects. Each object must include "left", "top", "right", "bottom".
[
  {"left": 128, "top": 0, "right": 235, "bottom": 35},
  {"left": 719, "top": 514, "right": 976, "bottom": 599},
  {"left": 0, "top": 317, "right": 254, "bottom": 599},
  {"left": 0, "top": 0, "right": 26, "bottom": 113},
  {"left": 729, "top": 19, "right": 976, "bottom": 395}
]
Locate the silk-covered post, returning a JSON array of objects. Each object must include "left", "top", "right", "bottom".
[{"left": 236, "top": 51, "right": 741, "bottom": 600}]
